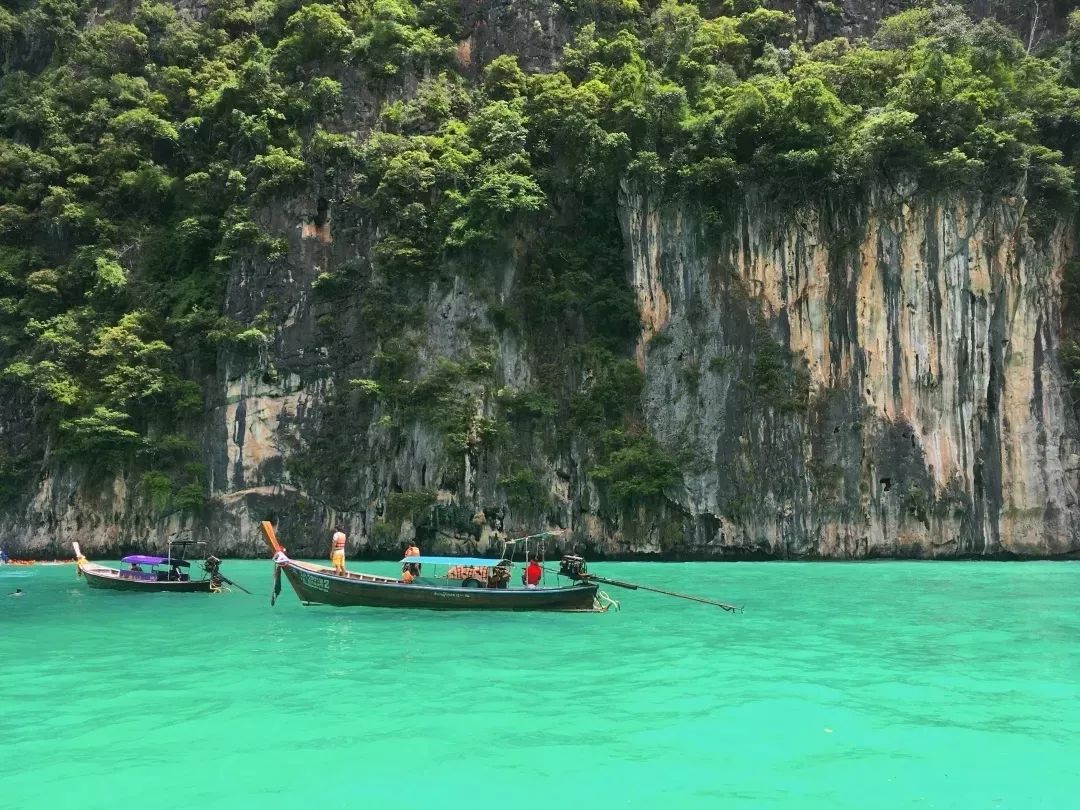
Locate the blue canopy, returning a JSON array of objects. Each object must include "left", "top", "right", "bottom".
[
  {"left": 399, "top": 556, "right": 508, "bottom": 567},
  {"left": 121, "top": 555, "right": 190, "bottom": 567}
]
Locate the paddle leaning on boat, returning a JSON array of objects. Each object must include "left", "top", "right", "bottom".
[
  {"left": 73, "top": 540, "right": 246, "bottom": 593},
  {"left": 262, "top": 521, "right": 742, "bottom": 613}
]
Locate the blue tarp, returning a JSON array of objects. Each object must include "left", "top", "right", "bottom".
[{"left": 398, "top": 556, "right": 508, "bottom": 567}]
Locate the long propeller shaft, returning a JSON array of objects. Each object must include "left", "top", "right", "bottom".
[
  {"left": 590, "top": 575, "right": 741, "bottom": 612},
  {"left": 543, "top": 567, "right": 742, "bottom": 612}
]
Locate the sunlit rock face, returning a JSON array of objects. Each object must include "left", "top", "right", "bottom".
[
  {"left": 623, "top": 182, "right": 1079, "bottom": 558},
  {"left": 6, "top": 181, "right": 1076, "bottom": 559}
]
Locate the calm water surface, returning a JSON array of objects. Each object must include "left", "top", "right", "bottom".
[{"left": 1, "top": 560, "right": 1078, "bottom": 809}]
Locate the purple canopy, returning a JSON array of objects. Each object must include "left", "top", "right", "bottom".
[{"left": 121, "top": 555, "right": 190, "bottom": 567}]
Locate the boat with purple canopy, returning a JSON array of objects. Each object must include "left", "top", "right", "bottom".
[{"left": 73, "top": 540, "right": 231, "bottom": 593}]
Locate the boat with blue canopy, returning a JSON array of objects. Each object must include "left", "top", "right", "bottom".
[
  {"left": 263, "top": 521, "right": 742, "bottom": 613},
  {"left": 262, "top": 522, "right": 611, "bottom": 612}
]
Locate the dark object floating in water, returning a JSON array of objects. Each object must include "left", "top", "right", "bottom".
[{"left": 72, "top": 541, "right": 245, "bottom": 594}]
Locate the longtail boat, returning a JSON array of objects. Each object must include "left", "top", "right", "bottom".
[
  {"left": 73, "top": 541, "right": 234, "bottom": 593},
  {"left": 261, "top": 521, "right": 607, "bottom": 612}
]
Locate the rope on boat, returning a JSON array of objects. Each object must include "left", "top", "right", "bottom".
[{"left": 595, "top": 589, "right": 620, "bottom": 612}]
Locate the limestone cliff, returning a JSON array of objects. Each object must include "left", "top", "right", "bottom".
[
  {"left": 624, "top": 183, "right": 1079, "bottom": 558},
  {"left": 6, "top": 182, "right": 1077, "bottom": 559},
  {"left": 1, "top": 0, "right": 1078, "bottom": 559}
]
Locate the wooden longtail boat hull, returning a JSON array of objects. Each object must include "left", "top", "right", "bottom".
[
  {"left": 279, "top": 561, "right": 599, "bottom": 611},
  {"left": 80, "top": 565, "right": 216, "bottom": 593},
  {"left": 73, "top": 545, "right": 216, "bottom": 593},
  {"left": 261, "top": 521, "right": 598, "bottom": 611}
]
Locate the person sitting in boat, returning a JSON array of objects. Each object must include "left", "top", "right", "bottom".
[
  {"left": 524, "top": 557, "right": 543, "bottom": 589},
  {"left": 129, "top": 563, "right": 143, "bottom": 572},
  {"left": 487, "top": 565, "right": 510, "bottom": 589},
  {"left": 402, "top": 568, "right": 415, "bottom": 584},
  {"left": 331, "top": 526, "right": 347, "bottom": 575},
  {"left": 403, "top": 540, "right": 421, "bottom": 576}
]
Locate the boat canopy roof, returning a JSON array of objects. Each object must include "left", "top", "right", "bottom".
[
  {"left": 399, "top": 555, "right": 508, "bottom": 567},
  {"left": 121, "top": 555, "right": 191, "bottom": 567}
]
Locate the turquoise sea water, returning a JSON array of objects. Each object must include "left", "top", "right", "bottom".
[{"left": 1, "top": 560, "right": 1078, "bottom": 809}]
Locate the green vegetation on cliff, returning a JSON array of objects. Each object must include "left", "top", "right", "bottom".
[{"left": 0, "top": 1, "right": 1078, "bottom": 520}]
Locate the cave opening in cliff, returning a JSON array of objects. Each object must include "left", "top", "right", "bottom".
[{"left": 314, "top": 196, "right": 329, "bottom": 227}]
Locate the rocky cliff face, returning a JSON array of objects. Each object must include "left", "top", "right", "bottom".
[
  {"left": 1, "top": 0, "right": 1078, "bottom": 559},
  {"left": 624, "top": 183, "right": 1078, "bottom": 558},
  {"left": 7, "top": 182, "right": 1077, "bottom": 559}
]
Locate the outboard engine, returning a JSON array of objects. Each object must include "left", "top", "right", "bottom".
[
  {"left": 558, "top": 555, "right": 588, "bottom": 580},
  {"left": 204, "top": 555, "right": 224, "bottom": 588}
]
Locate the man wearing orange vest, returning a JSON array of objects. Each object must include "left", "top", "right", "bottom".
[{"left": 331, "top": 526, "right": 347, "bottom": 575}]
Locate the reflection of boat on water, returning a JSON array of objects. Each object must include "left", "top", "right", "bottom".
[
  {"left": 262, "top": 522, "right": 606, "bottom": 612},
  {"left": 73, "top": 541, "right": 230, "bottom": 593}
]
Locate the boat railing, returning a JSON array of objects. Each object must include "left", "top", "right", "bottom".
[
  {"left": 119, "top": 570, "right": 160, "bottom": 582},
  {"left": 292, "top": 560, "right": 399, "bottom": 584},
  {"left": 332, "top": 569, "right": 399, "bottom": 584}
]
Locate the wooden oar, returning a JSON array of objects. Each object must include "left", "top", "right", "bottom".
[
  {"left": 545, "top": 567, "right": 742, "bottom": 612},
  {"left": 261, "top": 522, "right": 288, "bottom": 606}
]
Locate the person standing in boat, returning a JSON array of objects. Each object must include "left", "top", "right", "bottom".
[
  {"left": 403, "top": 540, "right": 421, "bottom": 576},
  {"left": 524, "top": 556, "right": 542, "bottom": 589},
  {"left": 331, "top": 526, "right": 347, "bottom": 575}
]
